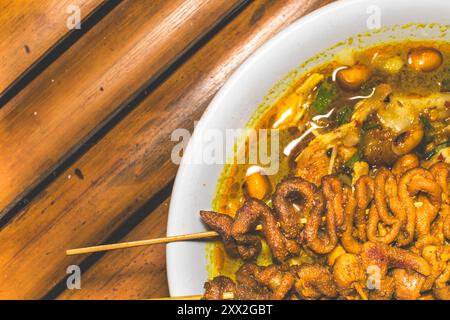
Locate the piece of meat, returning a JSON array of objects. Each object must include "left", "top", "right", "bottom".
[
  {"left": 361, "top": 242, "right": 431, "bottom": 277},
  {"left": 203, "top": 276, "right": 235, "bottom": 300},
  {"left": 304, "top": 176, "right": 338, "bottom": 254},
  {"left": 363, "top": 126, "right": 397, "bottom": 166},
  {"left": 397, "top": 168, "right": 441, "bottom": 246},
  {"left": 333, "top": 253, "right": 366, "bottom": 294},
  {"left": 421, "top": 245, "right": 450, "bottom": 292},
  {"left": 392, "top": 269, "right": 425, "bottom": 300},
  {"left": 422, "top": 245, "right": 450, "bottom": 300},
  {"left": 433, "top": 263, "right": 450, "bottom": 300},
  {"left": 231, "top": 199, "right": 292, "bottom": 262},
  {"left": 353, "top": 175, "right": 374, "bottom": 242},
  {"left": 272, "top": 177, "right": 318, "bottom": 240},
  {"left": 409, "top": 174, "right": 442, "bottom": 249},
  {"left": 341, "top": 185, "right": 362, "bottom": 254},
  {"left": 253, "top": 265, "right": 295, "bottom": 300},
  {"left": 234, "top": 263, "right": 294, "bottom": 300},
  {"left": 374, "top": 168, "right": 404, "bottom": 225},
  {"left": 322, "top": 175, "right": 345, "bottom": 228},
  {"left": 294, "top": 140, "right": 332, "bottom": 186},
  {"left": 367, "top": 168, "right": 404, "bottom": 245},
  {"left": 294, "top": 264, "right": 337, "bottom": 299},
  {"left": 235, "top": 263, "right": 260, "bottom": 289},
  {"left": 392, "top": 154, "right": 420, "bottom": 177},
  {"left": 430, "top": 163, "right": 450, "bottom": 242},
  {"left": 369, "top": 276, "right": 395, "bottom": 300},
  {"left": 367, "top": 206, "right": 402, "bottom": 245},
  {"left": 200, "top": 210, "right": 239, "bottom": 258}
]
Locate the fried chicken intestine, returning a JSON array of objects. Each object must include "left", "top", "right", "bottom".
[
  {"left": 231, "top": 199, "right": 297, "bottom": 262},
  {"left": 272, "top": 177, "right": 318, "bottom": 241},
  {"left": 200, "top": 160, "right": 449, "bottom": 300},
  {"left": 304, "top": 176, "right": 340, "bottom": 254}
]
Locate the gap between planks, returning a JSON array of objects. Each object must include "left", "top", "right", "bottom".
[
  {"left": 45, "top": 182, "right": 174, "bottom": 299},
  {"left": 0, "top": 0, "right": 119, "bottom": 106},
  {"left": 0, "top": 0, "right": 334, "bottom": 300},
  {"left": 55, "top": 0, "right": 334, "bottom": 300},
  {"left": 0, "top": 0, "right": 250, "bottom": 297},
  {"left": 0, "top": 0, "right": 248, "bottom": 225}
]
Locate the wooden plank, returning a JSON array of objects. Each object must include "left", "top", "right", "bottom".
[
  {"left": 0, "top": 0, "right": 103, "bottom": 95},
  {"left": 0, "top": 0, "right": 334, "bottom": 299},
  {"left": 65, "top": 0, "right": 334, "bottom": 300},
  {"left": 0, "top": 0, "right": 243, "bottom": 217},
  {"left": 58, "top": 199, "right": 170, "bottom": 300},
  {"left": 79, "top": 0, "right": 335, "bottom": 299}
]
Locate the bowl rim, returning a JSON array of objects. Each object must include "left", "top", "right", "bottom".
[
  {"left": 167, "top": 0, "right": 358, "bottom": 296},
  {"left": 166, "top": 0, "right": 449, "bottom": 296}
]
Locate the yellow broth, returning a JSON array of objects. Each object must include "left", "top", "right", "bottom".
[{"left": 209, "top": 40, "right": 450, "bottom": 279}]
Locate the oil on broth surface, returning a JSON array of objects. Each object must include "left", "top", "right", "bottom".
[{"left": 208, "top": 40, "right": 450, "bottom": 280}]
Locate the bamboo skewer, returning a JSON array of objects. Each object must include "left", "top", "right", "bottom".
[
  {"left": 66, "top": 219, "right": 313, "bottom": 256},
  {"left": 66, "top": 229, "right": 230, "bottom": 256},
  {"left": 149, "top": 285, "right": 366, "bottom": 300},
  {"left": 148, "top": 283, "right": 367, "bottom": 300},
  {"left": 353, "top": 283, "right": 368, "bottom": 300},
  {"left": 148, "top": 289, "right": 366, "bottom": 300},
  {"left": 66, "top": 225, "right": 265, "bottom": 255},
  {"left": 147, "top": 292, "right": 235, "bottom": 300},
  {"left": 67, "top": 221, "right": 368, "bottom": 300}
]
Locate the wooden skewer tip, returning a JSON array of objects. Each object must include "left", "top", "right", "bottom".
[
  {"left": 353, "top": 283, "right": 368, "bottom": 300},
  {"left": 147, "top": 292, "right": 234, "bottom": 300}
]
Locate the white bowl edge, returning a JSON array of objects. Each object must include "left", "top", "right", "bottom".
[{"left": 167, "top": 0, "right": 450, "bottom": 297}]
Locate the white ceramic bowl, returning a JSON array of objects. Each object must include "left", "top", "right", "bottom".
[{"left": 167, "top": 0, "right": 450, "bottom": 296}]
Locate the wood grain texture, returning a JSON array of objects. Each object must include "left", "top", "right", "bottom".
[
  {"left": 66, "top": 0, "right": 336, "bottom": 300},
  {"left": 58, "top": 199, "right": 170, "bottom": 300},
  {"left": 0, "top": 0, "right": 242, "bottom": 217},
  {"left": 0, "top": 0, "right": 103, "bottom": 95},
  {"left": 0, "top": 0, "right": 334, "bottom": 299},
  {"left": 61, "top": 0, "right": 329, "bottom": 300}
]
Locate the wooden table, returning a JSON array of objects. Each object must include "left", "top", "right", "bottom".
[{"left": 0, "top": 0, "right": 333, "bottom": 299}]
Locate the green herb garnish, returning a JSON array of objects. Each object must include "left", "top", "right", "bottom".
[
  {"left": 420, "top": 115, "right": 434, "bottom": 133},
  {"left": 418, "top": 115, "right": 435, "bottom": 156},
  {"left": 441, "top": 68, "right": 450, "bottom": 92},
  {"left": 442, "top": 78, "right": 450, "bottom": 92},
  {"left": 344, "top": 153, "right": 361, "bottom": 169},
  {"left": 423, "top": 142, "right": 450, "bottom": 160},
  {"left": 344, "top": 119, "right": 379, "bottom": 170},
  {"left": 337, "top": 173, "right": 352, "bottom": 187},
  {"left": 362, "top": 121, "right": 380, "bottom": 132},
  {"left": 310, "top": 82, "right": 337, "bottom": 115},
  {"left": 336, "top": 105, "right": 353, "bottom": 125}
]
